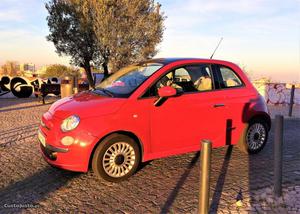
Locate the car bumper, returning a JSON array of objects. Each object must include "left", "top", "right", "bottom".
[
  {"left": 39, "top": 141, "right": 90, "bottom": 172},
  {"left": 38, "top": 127, "right": 97, "bottom": 172}
]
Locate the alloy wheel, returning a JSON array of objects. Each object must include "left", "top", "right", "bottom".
[
  {"left": 246, "top": 123, "right": 266, "bottom": 151},
  {"left": 102, "top": 142, "right": 136, "bottom": 178}
]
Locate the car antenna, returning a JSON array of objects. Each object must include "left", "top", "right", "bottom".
[{"left": 210, "top": 37, "right": 223, "bottom": 59}]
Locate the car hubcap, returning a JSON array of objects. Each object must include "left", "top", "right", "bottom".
[
  {"left": 246, "top": 123, "right": 266, "bottom": 150},
  {"left": 103, "top": 142, "right": 136, "bottom": 178}
]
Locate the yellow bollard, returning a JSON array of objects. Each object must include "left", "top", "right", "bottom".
[{"left": 199, "top": 139, "right": 212, "bottom": 214}]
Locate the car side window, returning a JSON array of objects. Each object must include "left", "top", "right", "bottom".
[
  {"left": 143, "top": 64, "right": 214, "bottom": 97},
  {"left": 218, "top": 66, "right": 243, "bottom": 88},
  {"left": 152, "top": 70, "right": 184, "bottom": 95},
  {"left": 191, "top": 65, "right": 213, "bottom": 92}
]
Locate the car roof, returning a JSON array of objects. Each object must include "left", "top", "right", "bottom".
[{"left": 140, "top": 58, "right": 235, "bottom": 66}]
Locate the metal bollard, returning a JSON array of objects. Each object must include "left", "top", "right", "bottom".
[
  {"left": 288, "top": 85, "right": 295, "bottom": 117},
  {"left": 73, "top": 76, "right": 78, "bottom": 94},
  {"left": 61, "top": 76, "right": 73, "bottom": 98},
  {"left": 199, "top": 140, "right": 212, "bottom": 214},
  {"left": 274, "top": 115, "right": 283, "bottom": 197}
]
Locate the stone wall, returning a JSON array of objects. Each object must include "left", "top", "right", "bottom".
[{"left": 253, "top": 82, "right": 300, "bottom": 105}]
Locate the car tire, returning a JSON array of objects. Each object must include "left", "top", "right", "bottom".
[
  {"left": 245, "top": 119, "right": 269, "bottom": 154},
  {"left": 92, "top": 134, "right": 140, "bottom": 182}
]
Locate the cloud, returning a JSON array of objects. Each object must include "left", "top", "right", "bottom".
[
  {"left": 157, "top": 0, "right": 300, "bottom": 82},
  {"left": 162, "top": 0, "right": 300, "bottom": 31},
  {"left": 0, "top": 9, "right": 23, "bottom": 22},
  {"left": 0, "top": 28, "right": 70, "bottom": 68},
  {"left": 0, "top": 0, "right": 44, "bottom": 23},
  {"left": 0, "top": 0, "right": 69, "bottom": 67},
  {"left": 183, "top": 0, "right": 267, "bottom": 14},
  {"left": 159, "top": 0, "right": 300, "bottom": 53}
]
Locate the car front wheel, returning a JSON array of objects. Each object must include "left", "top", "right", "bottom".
[{"left": 92, "top": 134, "right": 140, "bottom": 182}]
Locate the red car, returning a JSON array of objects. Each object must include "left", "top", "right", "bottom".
[{"left": 38, "top": 58, "right": 270, "bottom": 182}]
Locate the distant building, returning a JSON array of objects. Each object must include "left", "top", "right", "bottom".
[
  {"left": 35, "top": 65, "right": 49, "bottom": 77},
  {"left": 20, "top": 63, "right": 35, "bottom": 72},
  {"left": 19, "top": 63, "right": 36, "bottom": 77}
]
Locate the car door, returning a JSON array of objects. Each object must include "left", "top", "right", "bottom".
[
  {"left": 146, "top": 64, "right": 228, "bottom": 159},
  {"left": 212, "top": 64, "right": 251, "bottom": 145}
]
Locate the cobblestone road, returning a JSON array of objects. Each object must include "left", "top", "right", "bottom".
[{"left": 0, "top": 98, "right": 300, "bottom": 213}]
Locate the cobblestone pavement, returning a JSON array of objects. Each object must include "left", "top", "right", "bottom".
[
  {"left": 0, "top": 98, "right": 300, "bottom": 213},
  {"left": 268, "top": 104, "right": 300, "bottom": 119}
]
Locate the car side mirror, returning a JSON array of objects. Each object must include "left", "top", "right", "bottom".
[
  {"left": 158, "top": 86, "right": 177, "bottom": 98},
  {"left": 154, "top": 86, "right": 177, "bottom": 107}
]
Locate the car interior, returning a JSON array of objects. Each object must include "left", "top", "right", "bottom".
[
  {"left": 156, "top": 65, "right": 213, "bottom": 94},
  {"left": 143, "top": 64, "right": 243, "bottom": 98}
]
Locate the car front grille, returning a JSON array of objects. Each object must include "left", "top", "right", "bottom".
[{"left": 40, "top": 143, "right": 57, "bottom": 161}]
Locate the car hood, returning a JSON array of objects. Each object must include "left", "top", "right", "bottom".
[{"left": 48, "top": 91, "right": 126, "bottom": 119}]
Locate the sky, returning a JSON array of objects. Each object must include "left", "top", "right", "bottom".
[{"left": 0, "top": 0, "right": 299, "bottom": 82}]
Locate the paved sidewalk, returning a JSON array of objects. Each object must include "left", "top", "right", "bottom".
[
  {"left": 268, "top": 104, "right": 300, "bottom": 119},
  {"left": 0, "top": 99, "right": 299, "bottom": 213}
]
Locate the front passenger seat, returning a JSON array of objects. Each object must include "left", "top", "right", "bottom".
[{"left": 195, "top": 76, "right": 212, "bottom": 91}]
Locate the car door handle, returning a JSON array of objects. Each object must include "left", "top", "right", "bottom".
[{"left": 213, "top": 103, "right": 225, "bottom": 108}]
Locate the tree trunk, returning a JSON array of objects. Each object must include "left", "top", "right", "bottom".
[
  {"left": 84, "top": 65, "right": 95, "bottom": 89},
  {"left": 102, "top": 61, "right": 109, "bottom": 79}
]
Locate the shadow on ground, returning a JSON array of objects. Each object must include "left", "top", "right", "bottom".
[
  {"left": 160, "top": 152, "right": 200, "bottom": 213},
  {"left": 0, "top": 97, "right": 58, "bottom": 112},
  {"left": 0, "top": 166, "right": 79, "bottom": 213},
  {"left": 209, "top": 146, "right": 233, "bottom": 212}
]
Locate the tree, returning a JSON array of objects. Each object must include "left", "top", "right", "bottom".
[
  {"left": 46, "top": 0, "right": 165, "bottom": 85},
  {"left": 46, "top": 0, "right": 101, "bottom": 88},
  {"left": 85, "top": 0, "right": 165, "bottom": 74},
  {"left": 42, "top": 64, "right": 80, "bottom": 78},
  {"left": 0, "top": 61, "right": 19, "bottom": 76}
]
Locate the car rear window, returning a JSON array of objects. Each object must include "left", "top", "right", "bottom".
[{"left": 218, "top": 66, "right": 243, "bottom": 88}]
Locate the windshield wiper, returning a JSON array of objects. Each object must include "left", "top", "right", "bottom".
[{"left": 93, "top": 88, "right": 114, "bottom": 97}]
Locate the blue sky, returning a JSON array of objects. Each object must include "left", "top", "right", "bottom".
[{"left": 0, "top": 0, "right": 299, "bottom": 82}]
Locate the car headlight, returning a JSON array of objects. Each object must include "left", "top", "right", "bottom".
[{"left": 61, "top": 115, "right": 80, "bottom": 132}]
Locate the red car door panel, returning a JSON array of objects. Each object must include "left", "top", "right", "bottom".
[{"left": 148, "top": 90, "right": 227, "bottom": 159}]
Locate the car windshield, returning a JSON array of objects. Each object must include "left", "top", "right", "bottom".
[{"left": 94, "top": 63, "right": 163, "bottom": 98}]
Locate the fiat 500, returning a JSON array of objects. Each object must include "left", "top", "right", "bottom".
[{"left": 38, "top": 58, "right": 270, "bottom": 182}]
